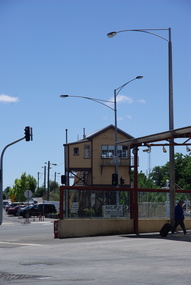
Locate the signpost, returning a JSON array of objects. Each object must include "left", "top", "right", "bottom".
[{"left": 24, "top": 190, "right": 33, "bottom": 223}]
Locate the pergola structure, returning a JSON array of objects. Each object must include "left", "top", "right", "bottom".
[
  {"left": 118, "top": 126, "right": 191, "bottom": 233},
  {"left": 118, "top": 126, "right": 191, "bottom": 148}
]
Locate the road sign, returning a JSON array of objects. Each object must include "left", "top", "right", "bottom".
[
  {"left": 10, "top": 194, "right": 15, "bottom": 202},
  {"left": 24, "top": 190, "right": 32, "bottom": 199}
]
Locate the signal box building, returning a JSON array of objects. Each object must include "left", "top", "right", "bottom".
[{"left": 64, "top": 125, "right": 134, "bottom": 186}]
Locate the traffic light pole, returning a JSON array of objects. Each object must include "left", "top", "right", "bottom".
[
  {"left": 0, "top": 126, "right": 33, "bottom": 225},
  {"left": 0, "top": 137, "right": 25, "bottom": 225}
]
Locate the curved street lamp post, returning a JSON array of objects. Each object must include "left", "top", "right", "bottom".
[
  {"left": 60, "top": 75, "right": 143, "bottom": 184},
  {"left": 107, "top": 28, "right": 175, "bottom": 222},
  {"left": 114, "top": 76, "right": 143, "bottom": 180}
]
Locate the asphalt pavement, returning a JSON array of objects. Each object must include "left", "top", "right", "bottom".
[{"left": 0, "top": 211, "right": 191, "bottom": 285}]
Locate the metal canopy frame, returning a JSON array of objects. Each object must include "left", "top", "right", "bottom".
[
  {"left": 117, "top": 126, "right": 191, "bottom": 234},
  {"left": 117, "top": 126, "right": 191, "bottom": 148}
]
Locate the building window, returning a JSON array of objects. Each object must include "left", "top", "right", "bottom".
[
  {"left": 84, "top": 144, "right": 91, "bottom": 158},
  {"left": 73, "top": 147, "right": 79, "bottom": 156},
  {"left": 118, "top": 146, "right": 128, "bottom": 158},
  {"left": 101, "top": 145, "right": 128, "bottom": 158},
  {"left": 101, "top": 145, "right": 115, "bottom": 158}
]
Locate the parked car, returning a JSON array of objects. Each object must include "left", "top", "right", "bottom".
[
  {"left": 3, "top": 201, "right": 10, "bottom": 209},
  {"left": 7, "top": 204, "right": 25, "bottom": 216},
  {"left": 5, "top": 202, "right": 20, "bottom": 212},
  {"left": 18, "top": 205, "right": 33, "bottom": 217},
  {"left": 19, "top": 203, "right": 57, "bottom": 218}
]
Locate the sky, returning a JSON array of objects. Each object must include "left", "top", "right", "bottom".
[{"left": 0, "top": 0, "right": 190, "bottom": 190}]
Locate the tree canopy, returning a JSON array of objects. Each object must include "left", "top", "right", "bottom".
[
  {"left": 9, "top": 173, "right": 37, "bottom": 202},
  {"left": 149, "top": 152, "right": 191, "bottom": 189}
]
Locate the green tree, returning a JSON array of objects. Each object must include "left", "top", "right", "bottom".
[
  {"left": 136, "top": 153, "right": 191, "bottom": 202},
  {"left": 49, "top": 181, "right": 59, "bottom": 201},
  {"left": 3, "top": 186, "right": 11, "bottom": 199},
  {"left": 138, "top": 171, "right": 155, "bottom": 188},
  {"left": 131, "top": 170, "right": 156, "bottom": 189},
  {"left": 50, "top": 181, "right": 59, "bottom": 192},
  {"left": 149, "top": 165, "right": 169, "bottom": 187},
  {"left": 149, "top": 152, "right": 191, "bottom": 189},
  {"left": 27, "top": 174, "right": 37, "bottom": 193},
  {"left": 9, "top": 173, "right": 37, "bottom": 202},
  {"left": 174, "top": 153, "right": 191, "bottom": 189},
  {"left": 137, "top": 172, "right": 166, "bottom": 202}
]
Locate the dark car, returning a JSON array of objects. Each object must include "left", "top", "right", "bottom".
[
  {"left": 17, "top": 205, "right": 33, "bottom": 217},
  {"left": 19, "top": 203, "right": 57, "bottom": 218}
]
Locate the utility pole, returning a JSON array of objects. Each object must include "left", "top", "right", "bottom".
[
  {"left": 45, "top": 161, "right": 57, "bottom": 201},
  {"left": 43, "top": 166, "right": 46, "bottom": 197},
  {"left": 47, "top": 161, "right": 50, "bottom": 201}
]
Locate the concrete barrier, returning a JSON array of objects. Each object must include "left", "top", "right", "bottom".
[{"left": 57, "top": 218, "right": 191, "bottom": 238}]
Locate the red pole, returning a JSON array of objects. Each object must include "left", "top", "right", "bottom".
[{"left": 59, "top": 186, "right": 64, "bottom": 219}]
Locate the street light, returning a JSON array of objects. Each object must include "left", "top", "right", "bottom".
[
  {"left": 45, "top": 161, "right": 57, "bottom": 200},
  {"left": 113, "top": 76, "right": 143, "bottom": 181},
  {"left": 107, "top": 28, "right": 175, "bottom": 223},
  {"left": 54, "top": 172, "right": 61, "bottom": 182},
  {"left": 60, "top": 75, "right": 143, "bottom": 182},
  {"left": 42, "top": 165, "right": 46, "bottom": 197},
  {"left": 142, "top": 146, "right": 151, "bottom": 177}
]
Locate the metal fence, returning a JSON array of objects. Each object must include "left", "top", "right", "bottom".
[{"left": 61, "top": 188, "right": 191, "bottom": 219}]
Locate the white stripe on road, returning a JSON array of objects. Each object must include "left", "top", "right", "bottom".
[{"left": 0, "top": 241, "right": 42, "bottom": 246}]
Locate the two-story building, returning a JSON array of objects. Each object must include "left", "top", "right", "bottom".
[{"left": 64, "top": 125, "right": 134, "bottom": 187}]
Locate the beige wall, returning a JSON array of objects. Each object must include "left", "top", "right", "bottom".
[
  {"left": 68, "top": 142, "right": 91, "bottom": 168},
  {"left": 57, "top": 218, "right": 191, "bottom": 238}
]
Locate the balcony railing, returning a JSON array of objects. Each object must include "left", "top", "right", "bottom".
[{"left": 100, "top": 156, "right": 136, "bottom": 167}]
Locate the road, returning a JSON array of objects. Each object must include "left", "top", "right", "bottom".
[{"left": 0, "top": 210, "right": 191, "bottom": 285}]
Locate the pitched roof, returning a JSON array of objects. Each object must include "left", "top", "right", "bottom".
[
  {"left": 64, "top": 125, "right": 134, "bottom": 146},
  {"left": 85, "top": 124, "right": 134, "bottom": 139}
]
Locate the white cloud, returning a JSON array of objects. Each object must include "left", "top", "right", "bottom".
[
  {"left": 117, "top": 95, "right": 133, "bottom": 104},
  {"left": 118, "top": 114, "right": 132, "bottom": 121},
  {"left": 107, "top": 95, "right": 133, "bottom": 108},
  {"left": 106, "top": 95, "right": 146, "bottom": 109},
  {"left": 0, "top": 94, "right": 19, "bottom": 103},
  {"left": 136, "top": 99, "right": 146, "bottom": 104}
]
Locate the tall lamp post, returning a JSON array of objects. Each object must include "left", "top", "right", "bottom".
[
  {"left": 42, "top": 165, "right": 46, "bottom": 197},
  {"left": 107, "top": 28, "right": 175, "bottom": 223},
  {"left": 114, "top": 76, "right": 143, "bottom": 181},
  {"left": 60, "top": 75, "right": 143, "bottom": 183},
  {"left": 45, "top": 161, "right": 57, "bottom": 201}
]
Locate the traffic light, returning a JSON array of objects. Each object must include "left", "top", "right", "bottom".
[
  {"left": 61, "top": 175, "right": 66, "bottom": 185},
  {"left": 25, "top": 126, "right": 30, "bottom": 141},
  {"left": 24, "top": 126, "right": 32, "bottom": 141},
  {"left": 112, "top": 173, "right": 118, "bottom": 186},
  {"left": 120, "top": 177, "right": 125, "bottom": 185}
]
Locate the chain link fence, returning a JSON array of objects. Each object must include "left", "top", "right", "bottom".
[{"left": 65, "top": 189, "right": 191, "bottom": 219}]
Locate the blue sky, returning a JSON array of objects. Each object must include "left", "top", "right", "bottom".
[{"left": 0, "top": 0, "right": 190, "bottom": 189}]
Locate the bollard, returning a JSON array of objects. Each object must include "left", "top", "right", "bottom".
[{"left": 54, "top": 220, "right": 59, "bottom": 238}]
